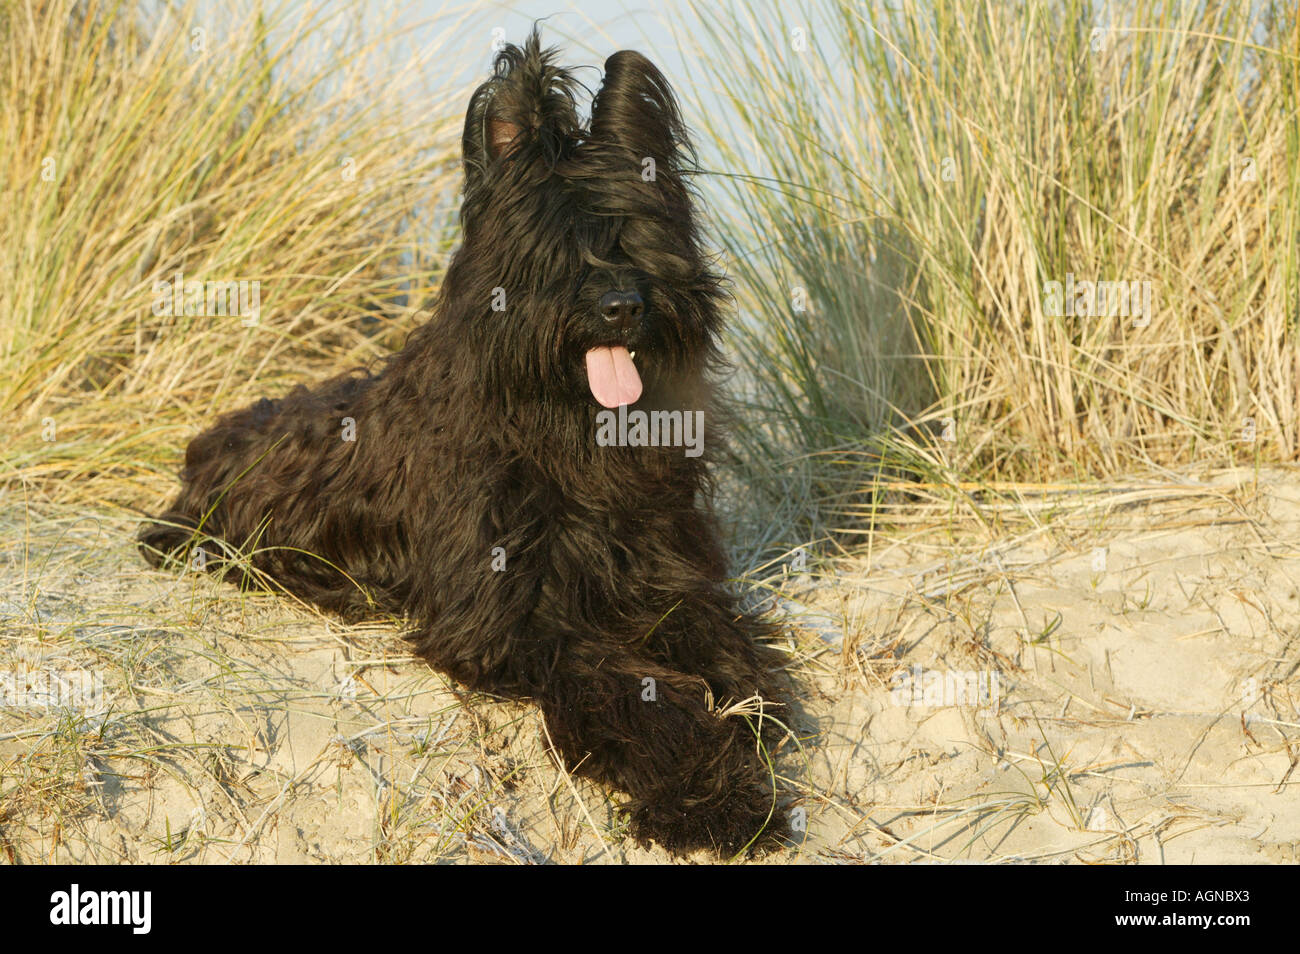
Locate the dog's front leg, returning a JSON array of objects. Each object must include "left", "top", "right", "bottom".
[
  {"left": 534, "top": 642, "right": 784, "bottom": 856},
  {"left": 645, "top": 594, "right": 788, "bottom": 719},
  {"left": 405, "top": 496, "right": 555, "bottom": 695}
]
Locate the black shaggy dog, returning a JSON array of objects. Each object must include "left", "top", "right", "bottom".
[{"left": 139, "top": 31, "right": 788, "bottom": 856}]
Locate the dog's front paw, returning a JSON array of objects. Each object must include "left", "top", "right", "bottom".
[{"left": 628, "top": 774, "right": 786, "bottom": 858}]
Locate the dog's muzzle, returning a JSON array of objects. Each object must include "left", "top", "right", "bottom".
[
  {"left": 584, "top": 289, "right": 645, "bottom": 409},
  {"left": 599, "top": 289, "right": 644, "bottom": 333}
]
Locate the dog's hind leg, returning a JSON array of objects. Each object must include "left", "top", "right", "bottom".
[
  {"left": 138, "top": 376, "right": 394, "bottom": 618},
  {"left": 137, "top": 509, "right": 202, "bottom": 569},
  {"left": 137, "top": 396, "right": 288, "bottom": 568}
]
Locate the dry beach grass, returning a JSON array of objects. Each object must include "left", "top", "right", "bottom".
[{"left": 2, "top": 0, "right": 1299, "bottom": 863}]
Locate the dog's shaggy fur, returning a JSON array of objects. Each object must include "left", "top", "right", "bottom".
[{"left": 139, "top": 31, "right": 788, "bottom": 856}]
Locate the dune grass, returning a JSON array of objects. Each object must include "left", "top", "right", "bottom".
[
  {"left": 11, "top": 0, "right": 1290, "bottom": 548},
  {"left": 2, "top": 0, "right": 1296, "bottom": 866},
  {"left": 690, "top": 0, "right": 1299, "bottom": 548},
  {"left": 0, "top": 0, "right": 464, "bottom": 508}
]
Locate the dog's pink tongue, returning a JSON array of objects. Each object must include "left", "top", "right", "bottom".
[{"left": 585, "top": 346, "right": 642, "bottom": 408}]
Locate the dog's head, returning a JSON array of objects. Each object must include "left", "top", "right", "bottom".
[{"left": 445, "top": 30, "right": 724, "bottom": 411}]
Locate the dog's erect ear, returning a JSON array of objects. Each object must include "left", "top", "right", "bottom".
[
  {"left": 588, "top": 51, "right": 692, "bottom": 172},
  {"left": 463, "top": 80, "right": 526, "bottom": 170},
  {"left": 461, "top": 30, "right": 580, "bottom": 195},
  {"left": 462, "top": 80, "right": 517, "bottom": 194},
  {"left": 583, "top": 50, "right": 701, "bottom": 280}
]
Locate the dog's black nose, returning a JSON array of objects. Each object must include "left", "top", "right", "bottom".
[{"left": 599, "top": 290, "right": 644, "bottom": 330}]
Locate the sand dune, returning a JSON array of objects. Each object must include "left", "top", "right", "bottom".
[{"left": 2, "top": 468, "right": 1297, "bottom": 863}]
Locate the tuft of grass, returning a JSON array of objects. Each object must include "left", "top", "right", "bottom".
[
  {"left": 0, "top": 0, "right": 464, "bottom": 507},
  {"left": 690, "top": 0, "right": 1299, "bottom": 548}
]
